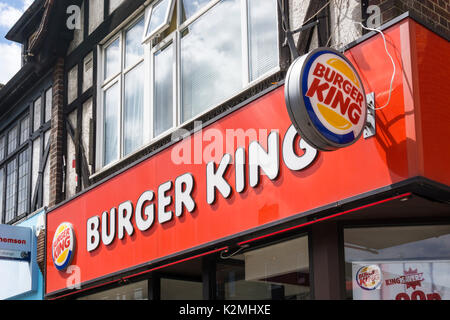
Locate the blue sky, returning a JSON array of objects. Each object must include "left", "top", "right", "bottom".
[{"left": 0, "top": 0, "right": 34, "bottom": 84}]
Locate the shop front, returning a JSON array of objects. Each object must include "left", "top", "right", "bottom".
[{"left": 45, "top": 16, "right": 450, "bottom": 300}]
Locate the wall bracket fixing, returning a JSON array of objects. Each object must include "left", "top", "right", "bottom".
[{"left": 364, "top": 92, "right": 376, "bottom": 139}]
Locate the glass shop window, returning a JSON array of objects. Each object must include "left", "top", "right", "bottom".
[
  {"left": 344, "top": 224, "right": 450, "bottom": 300},
  {"left": 216, "top": 235, "right": 311, "bottom": 300},
  {"left": 161, "top": 278, "right": 203, "bottom": 300},
  {"left": 159, "top": 255, "right": 203, "bottom": 300},
  {"left": 78, "top": 280, "right": 148, "bottom": 300}
]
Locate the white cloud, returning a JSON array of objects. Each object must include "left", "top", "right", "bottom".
[
  {"left": 0, "top": 3, "right": 23, "bottom": 29},
  {"left": 0, "top": 0, "right": 34, "bottom": 85},
  {"left": 23, "top": 0, "right": 34, "bottom": 10},
  {"left": 0, "top": 42, "right": 21, "bottom": 84}
]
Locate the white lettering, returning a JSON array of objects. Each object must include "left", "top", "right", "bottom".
[
  {"left": 175, "top": 173, "right": 196, "bottom": 217},
  {"left": 282, "top": 125, "right": 317, "bottom": 171},
  {"left": 118, "top": 201, "right": 134, "bottom": 239},
  {"left": 135, "top": 191, "right": 155, "bottom": 231},
  {"left": 86, "top": 216, "right": 100, "bottom": 252},
  {"left": 101, "top": 208, "right": 116, "bottom": 246},
  {"left": 249, "top": 131, "right": 280, "bottom": 187},
  {"left": 158, "top": 181, "right": 173, "bottom": 224},
  {"left": 206, "top": 153, "right": 232, "bottom": 204}
]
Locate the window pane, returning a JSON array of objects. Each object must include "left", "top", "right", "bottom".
[
  {"left": 20, "top": 117, "right": 30, "bottom": 145},
  {"left": 34, "top": 97, "right": 41, "bottom": 131},
  {"left": 161, "top": 278, "right": 202, "bottom": 300},
  {"left": 153, "top": 43, "right": 173, "bottom": 137},
  {"left": 124, "top": 63, "right": 144, "bottom": 156},
  {"left": 31, "top": 137, "right": 40, "bottom": 203},
  {"left": 17, "top": 149, "right": 30, "bottom": 216},
  {"left": 248, "top": 0, "right": 278, "bottom": 81},
  {"left": 146, "top": 0, "right": 171, "bottom": 38},
  {"left": 181, "top": 0, "right": 242, "bottom": 122},
  {"left": 344, "top": 225, "right": 450, "bottom": 300},
  {"left": 103, "top": 83, "right": 120, "bottom": 166},
  {"left": 0, "top": 136, "right": 5, "bottom": 161},
  {"left": 125, "top": 17, "right": 145, "bottom": 68},
  {"left": 104, "top": 39, "right": 121, "bottom": 80},
  {"left": 5, "top": 160, "right": 17, "bottom": 223},
  {"left": 180, "top": 0, "right": 212, "bottom": 22},
  {"left": 7, "top": 127, "right": 17, "bottom": 155},
  {"left": 45, "top": 88, "right": 52, "bottom": 123},
  {"left": 216, "top": 236, "right": 310, "bottom": 300},
  {"left": 43, "top": 131, "right": 50, "bottom": 208}
]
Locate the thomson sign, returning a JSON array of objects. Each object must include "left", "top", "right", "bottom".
[{"left": 0, "top": 224, "right": 31, "bottom": 260}]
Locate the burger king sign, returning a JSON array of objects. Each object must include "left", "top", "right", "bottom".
[
  {"left": 52, "top": 222, "right": 76, "bottom": 271},
  {"left": 285, "top": 47, "right": 367, "bottom": 151}
]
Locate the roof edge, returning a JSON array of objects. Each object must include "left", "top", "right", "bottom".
[{"left": 5, "top": 0, "right": 46, "bottom": 43}]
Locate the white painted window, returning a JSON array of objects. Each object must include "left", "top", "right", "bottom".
[
  {"left": 97, "top": 0, "right": 279, "bottom": 169},
  {"left": 143, "top": 0, "right": 175, "bottom": 42},
  {"left": 99, "top": 15, "right": 146, "bottom": 167}
]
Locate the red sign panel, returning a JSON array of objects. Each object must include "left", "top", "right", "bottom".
[{"left": 47, "top": 18, "right": 449, "bottom": 295}]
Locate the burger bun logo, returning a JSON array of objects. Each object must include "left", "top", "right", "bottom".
[
  {"left": 52, "top": 222, "right": 76, "bottom": 271},
  {"left": 356, "top": 264, "right": 382, "bottom": 290},
  {"left": 285, "top": 47, "right": 367, "bottom": 151}
]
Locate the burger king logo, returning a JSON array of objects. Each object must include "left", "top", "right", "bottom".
[
  {"left": 285, "top": 47, "right": 367, "bottom": 151},
  {"left": 52, "top": 222, "right": 75, "bottom": 271},
  {"left": 356, "top": 264, "right": 382, "bottom": 290}
]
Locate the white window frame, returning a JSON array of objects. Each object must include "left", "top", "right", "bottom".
[
  {"left": 142, "top": 0, "right": 176, "bottom": 43},
  {"left": 169, "top": 0, "right": 280, "bottom": 128},
  {"left": 149, "top": 32, "right": 178, "bottom": 142},
  {"left": 97, "top": 14, "right": 146, "bottom": 169}
]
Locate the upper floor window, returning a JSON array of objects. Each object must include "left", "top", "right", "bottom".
[
  {"left": 100, "top": 16, "right": 146, "bottom": 166},
  {"left": 0, "top": 86, "right": 52, "bottom": 224},
  {"left": 98, "top": 0, "right": 279, "bottom": 169}
]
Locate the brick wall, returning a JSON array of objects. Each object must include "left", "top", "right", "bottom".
[
  {"left": 370, "top": 0, "right": 450, "bottom": 38},
  {"left": 49, "top": 57, "right": 65, "bottom": 207}
]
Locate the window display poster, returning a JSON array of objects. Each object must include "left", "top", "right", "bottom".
[{"left": 352, "top": 260, "right": 450, "bottom": 300}]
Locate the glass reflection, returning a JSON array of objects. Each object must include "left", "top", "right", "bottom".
[
  {"left": 248, "top": 0, "right": 278, "bottom": 80},
  {"left": 78, "top": 280, "right": 148, "bottom": 300},
  {"left": 103, "top": 82, "right": 120, "bottom": 166},
  {"left": 104, "top": 39, "right": 121, "bottom": 80},
  {"left": 124, "top": 63, "right": 144, "bottom": 156},
  {"left": 147, "top": 0, "right": 171, "bottom": 37},
  {"left": 181, "top": 0, "right": 242, "bottom": 122},
  {"left": 180, "top": 0, "right": 212, "bottom": 22},
  {"left": 153, "top": 43, "right": 174, "bottom": 137},
  {"left": 125, "top": 18, "right": 145, "bottom": 68},
  {"left": 161, "top": 278, "right": 203, "bottom": 300},
  {"left": 216, "top": 236, "right": 310, "bottom": 300},
  {"left": 5, "top": 160, "right": 17, "bottom": 223},
  {"left": 344, "top": 225, "right": 450, "bottom": 300}
]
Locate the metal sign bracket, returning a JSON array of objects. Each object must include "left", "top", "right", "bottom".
[{"left": 364, "top": 92, "right": 376, "bottom": 139}]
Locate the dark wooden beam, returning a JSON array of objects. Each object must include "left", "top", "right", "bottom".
[{"left": 296, "top": 0, "right": 331, "bottom": 54}]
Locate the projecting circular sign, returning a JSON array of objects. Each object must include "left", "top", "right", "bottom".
[
  {"left": 52, "top": 222, "right": 76, "bottom": 271},
  {"left": 285, "top": 47, "right": 367, "bottom": 151}
]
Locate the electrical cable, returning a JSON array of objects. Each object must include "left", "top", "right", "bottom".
[
  {"left": 357, "top": 22, "right": 396, "bottom": 111},
  {"left": 331, "top": 2, "right": 396, "bottom": 111},
  {"left": 303, "top": 0, "right": 332, "bottom": 26}
]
